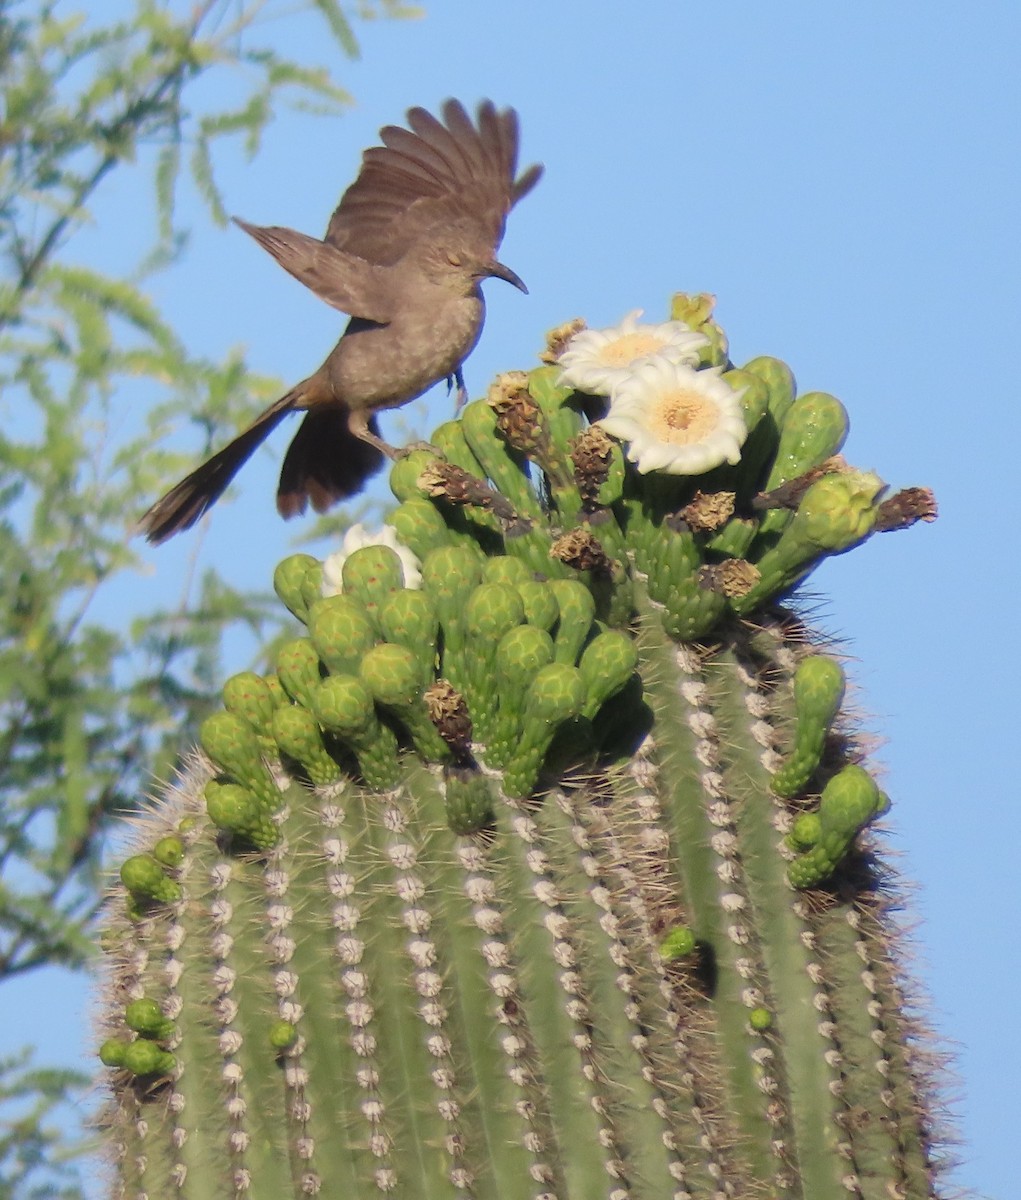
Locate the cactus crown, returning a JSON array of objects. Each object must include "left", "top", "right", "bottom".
[{"left": 97, "top": 296, "right": 943, "bottom": 1200}]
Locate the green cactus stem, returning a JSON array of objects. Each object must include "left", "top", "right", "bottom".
[{"left": 97, "top": 295, "right": 943, "bottom": 1200}]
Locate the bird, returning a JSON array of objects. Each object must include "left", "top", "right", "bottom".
[{"left": 137, "top": 99, "right": 542, "bottom": 544}]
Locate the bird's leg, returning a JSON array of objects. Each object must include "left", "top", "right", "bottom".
[
  {"left": 347, "top": 407, "right": 442, "bottom": 461},
  {"left": 446, "top": 366, "right": 469, "bottom": 412}
]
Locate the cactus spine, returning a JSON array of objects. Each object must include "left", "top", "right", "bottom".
[{"left": 97, "top": 296, "right": 943, "bottom": 1200}]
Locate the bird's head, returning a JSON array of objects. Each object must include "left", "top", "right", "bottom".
[{"left": 416, "top": 218, "right": 529, "bottom": 297}]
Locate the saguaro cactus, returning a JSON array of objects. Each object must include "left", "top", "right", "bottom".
[{"left": 97, "top": 296, "right": 943, "bottom": 1200}]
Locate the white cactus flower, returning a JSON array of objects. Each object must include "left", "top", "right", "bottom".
[
  {"left": 597, "top": 360, "right": 747, "bottom": 476},
  {"left": 557, "top": 309, "right": 708, "bottom": 396}
]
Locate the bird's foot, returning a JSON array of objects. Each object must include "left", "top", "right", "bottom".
[
  {"left": 396, "top": 440, "right": 445, "bottom": 459},
  {"left": 447, "top": 367, "right": 469, "bottom": 413}
]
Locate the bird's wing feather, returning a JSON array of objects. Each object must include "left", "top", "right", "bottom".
[
  {"left": 325, "top": 100, "right": 543, "bottom": 266},
  {"left": 232, "top": 218, "right": 396, "bottom": 322}
]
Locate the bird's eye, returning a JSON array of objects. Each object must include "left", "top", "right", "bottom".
[{"left": 446, "top": 252, "right": 463, "bottom": 268}]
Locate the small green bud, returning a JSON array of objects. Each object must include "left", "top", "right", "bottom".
[
  {"left": 444, "top": 770, "right": 496, "bottom": 836},
  {"left": 659, "top": 926, "right": 697, "bottom": 961},
  {"left": 360, "top": 642, "right": 427, "bottom": 709},
  {"left": 787, "top": 812, "right": 822, "bottom": 851},
  {"left": 269, "top": 1019, "right": 299, "bottom": 1052},
  {"left": 762, "top": 392, "right": 849, "bottom": 494},
  {"left": 386, "top": 498, "right": 453, "bottom": 561},
  {"left": 788, "top": 765, "right": 885, "bottom": 889},
  {"left": 122, "top": 1039, "right": 176, "bottom": 1078},
  {"left": 271, "top": 703, "right": 341, "bottom": 787},
  {"left": 748, "top": 1007, "right": 773, "bottom": 1032},
  {"left": 307, "top": 597, "right": 376, "bottom": 677},
  {"left": 273, "top": 554, "right": 323, "bottom": 623},
  {"left": 275, "top": 638, "right": 326, "bottom": 709},
  {"left": 314, "top": 675, "right": 377, "bottom": 740},
  {"left": 389, "top": 449, "right": 444, "bottom": 501},
  {"left": 340, "top": 544, "right": 406, "bottom": 621},
  {"left": 99, "top": 1038, "right": 129, "bottom": 1068},
  {"left": 125, "top": 998, "right": 174, "bottom": 1041},
  {"left": 772, "top": 655, "right": 847, "bottom": 798},
  {"left": 466, "top": 582, "right": 526, "bottom": 642},
  {"left": 313, "top": 676, "right": 401, "bottom": 791},
  {"left": 199, "top": 711, "right": 267, "bottom": 782},
  {"left": 516, "top": 579, "right": 559, "bottom": 631},
  {"left": 377, "top": 589, "right": 439, "bottom": 666},
  {"left": 578, "top": 630, "right": 639, "bottom": 719},
  {"left": 482, "top": 556, "right": 531, "bottom": 585},
  {"left": 548, "top": 579, "right": 596, "bottom": 665},
  {"left": 152, "top": 836, "right": 185, "bottom": 869},
  {"left": 199, "top": 711, "right": 280, "bottom": 809},
  {"left": 120, "top": 854, "right": 181, "bottom": 904},
  {"left": 223, "top": 672, "right": 279, "bottom": 734},
  {"left": 204, "top": 781, "right": 278, "bottom": 851}
]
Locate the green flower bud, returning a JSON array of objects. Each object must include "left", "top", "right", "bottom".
[
  {"left": 748, "top": 1007, "right": 773, "bottom": 1032},
  {"left": 268, "top": 1020, "right": 299, "bottom": 1052},
  {"left": 223, "top": 671, "right": 279, "bottom": 735},
  {"left": 461, "top": 399, "right": 544, "bottom": 522},
  {"left": 786, "top": 811, "right": 822, "bottom": 852},
  {"left": 482, "top": 556, "right": 532, "bottom": 586},
  {"left": 578, "top": 630, "right": 639, "bottom": 719},
  {"left": 340, "top": 544, "right": 406, "bottom": 624},
  {"left": 386, "top": 498, "right": 455, "bottom": 560},
  {"left": 772, "top": 655, "right": 847, "bottom": 798},
  {"left": 389, "top": 449, "right": 443, "bottom": 502},
  {"left": 125, "top": 998, "right": 174, "bottom": 1041},
  {"left": 444, "top": 770, "right": 496, "bottom": 836},
  {"left": 313, "top": 676, "right": 401, "bottom": 791},
  {"left": 422, "top": 545, "right": 485, "bottom": 690},
  {"left": 271, "top": 703, "right": 341, "bottom": 787},
  {"left": 99, "top": 1038, "right": 129, "bottom": 1068},
  {"left": 742, "top": 355, "right": 797, "bottom": 429},
  {"left": 788, "top": 765, "right": 885, "bottom": 889},
  {"left": 516, "top": 579, "right": 559, "bottom": 631},
  {"left": 120, "top": 854, "right": 181, "bottom": 904},
  {"left": 377, "top": 589, "right": 439, "bottom": 669},
  {"left": 548, "top": 579, "right": 596, "bottom": 666},
  {"left": 122, "top": 1039, "right": 176, "bottom": 1078},
  {"left": 763, "top": 392, "right": 849, "bottom": 494},
  {"left": 199, "top": 711, "right": 280, "bottom": 809},
  {"left": 307, "top": 597, "right": 376, "bottom": 677},
  {"left": 735, "top": 472, "right": 884, "bottom": 614},
  {"left": 360, "top": 642, "right": 446, "bottom": 760},
  {"left": 152, "top": 836, "right": 185, "bottom": 869},
  {"left": 659, "top": 926, "right": 697, "bottom": 961},
  {"left": 429, "top": 419, "right": 488, "bottom": 475},
  {"left": 273, "top": 554, "right": 323, "bottom": 623},
  {"left": 204, "top": 780, "right": 278, "bottom": 851},
  {"left": 503, "top": 663, "right": 586, "bottom": 797}
]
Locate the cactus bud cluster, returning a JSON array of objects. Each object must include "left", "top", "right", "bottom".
[{"left": 96, "top": 296, "right": 943, "bottom": 1200}]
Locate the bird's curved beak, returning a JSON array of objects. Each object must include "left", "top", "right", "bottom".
[{"left": 485, "top": 260, "right": 529, "bottom": 294}]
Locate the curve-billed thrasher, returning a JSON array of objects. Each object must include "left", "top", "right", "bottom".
[{"left": 138, "top": 99, "right": 542, "bottom": 544}]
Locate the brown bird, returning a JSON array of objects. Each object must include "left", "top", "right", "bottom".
[{"left": 138, "top": 99, "right": 542, "bottom": 544}]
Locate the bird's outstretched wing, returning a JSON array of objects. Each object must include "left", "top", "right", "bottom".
[
  {"left": 232, "top": 218, "right": 397, "bottom": 323},
  {"left": 325, "top": 99, "right": 543, "bottom": 267}
]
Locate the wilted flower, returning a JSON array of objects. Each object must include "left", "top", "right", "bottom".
[
  {"left": 597, "top": 360, "right": 747, "bottom": 475},
  {"left": 557, "top": 309, "right": 708, "bottom": 396},
  {"left": 322, "top": 524, "right": 422, "bottom": 595}
]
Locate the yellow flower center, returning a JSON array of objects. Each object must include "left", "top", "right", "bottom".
[
  {"left": 598, "top": 332, "right": 665, "bottom": 367},
  {"left": 648, "top": 389, "right": 718, "bottom": 445}
]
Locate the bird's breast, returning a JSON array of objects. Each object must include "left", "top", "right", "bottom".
[{"left": 327, "top": 293, "right": 485, "bottom": 411}]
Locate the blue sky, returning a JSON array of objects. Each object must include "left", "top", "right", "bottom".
[{"left": 7, "top": 2, "right": 1018, "bottom": 1196}]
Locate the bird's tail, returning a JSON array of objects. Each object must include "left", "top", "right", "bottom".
[
  {"left": 276, "top": 405, "right": 386, "bottom": 519},
  {"left": 137, "top": 385, "right": 304, "bottom": 545}
]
